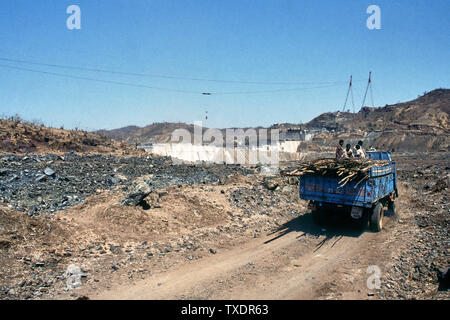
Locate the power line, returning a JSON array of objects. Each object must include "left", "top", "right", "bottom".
[
  {"left": 213, "top": 83, "right": 348, "bottom": 95},
  {"left": 0, "top": 56, "right": 355, "bottom": 86},
  {"left": 0, "top": 64, "right": 203, "bottom": 94},
  {"left": 0, "top": 63, "right": 351, "bottom": 95}
]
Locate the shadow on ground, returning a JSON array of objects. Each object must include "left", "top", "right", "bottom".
[{"left": 264, "top": 211, "right": 371, "bottom": 252}]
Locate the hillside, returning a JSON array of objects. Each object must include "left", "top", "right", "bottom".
[
  {"left": 95, "top": 122, "right": 207, "bottom": 144},
  {"left": 306, "top": 88, "right": 449, "bottom": 132},
  {"left": 0, "top": 117, "right": 145, "bottom": 155},
  {"left": 95, "top": 125, "right": 141, "bottom": 142},
  {"left": 96, "top": 88, "right": 450, "bottom": 152},
  {"left": 302, "top": 89, "right": 449, "bottom": 152}
]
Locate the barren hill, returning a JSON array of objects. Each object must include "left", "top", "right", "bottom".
[
  {"left": 0, "top": 117, "right": 145, "bottom": 155},
  {"left": 306, "top": 88, "right": 449, "bottom": 133},
  {"left": 96, "top": 122, "right": 206, "bottom": 144},
  {"left": 95, "top": 125, "right": 141, "bottom": 142},
  {"left": 96, "top": 88, "right": 449, "bottom": 152},
  {"left": 270, "top": 88, "right": 449, "bottom": 152}
]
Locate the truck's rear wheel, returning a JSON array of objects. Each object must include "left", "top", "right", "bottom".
[{"left": 370, "top": 203, "right": 384, "bottom": 232}]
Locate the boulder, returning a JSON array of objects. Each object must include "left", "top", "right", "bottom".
[
  {"left": 120, "top": 181, "right": 151, "bottom": 206},
  {"left": 35, "top": 174, "right": 47, "bottom": 183},
  {"left": 263, "top": 177, "right": 278, "bottom": 190},
  {"left": 44, "top": 167, "right": 55, "bottom": 176}
]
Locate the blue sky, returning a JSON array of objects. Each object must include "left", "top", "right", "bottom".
[{"left": 0, "top": 0, "right": 449, "bottom": 130}]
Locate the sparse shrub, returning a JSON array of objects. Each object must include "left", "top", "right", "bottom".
[
  {"left": 9, "top": 113, "right": 23, "bottom": 128},
  {"left": 30, "top": 119, "right": 45, "bottom": 127},
  {"left": 9, "top": 113, "right": 23, "bottom": 123}
]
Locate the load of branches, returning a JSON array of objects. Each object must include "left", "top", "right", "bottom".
[{"left": 282, "top": 158, "right": 389, "bottom": 188}]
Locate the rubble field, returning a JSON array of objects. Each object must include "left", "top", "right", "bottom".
[{"left": 0, "top": 152, "right": 448, "bottom": 300}]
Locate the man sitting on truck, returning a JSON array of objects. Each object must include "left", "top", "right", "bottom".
[
  {"left": 336, "top": 139, "right": 346, "bottom": 159},
  {"left": 345, "top": 144, "right": 354, "bottom": 157},
  {"left": 358, "top": 140, "right": 367, "bottom": 157},
  {"left": 355, "top": 144, "right": 366, "bottom": 158}
]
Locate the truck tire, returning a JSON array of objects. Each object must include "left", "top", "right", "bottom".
[{"left": 370, "top": 203, "right": 384, "bottom": 232}]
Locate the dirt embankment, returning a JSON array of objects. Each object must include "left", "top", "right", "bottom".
[
  {"left": 0, "top": 152, "right": 252, "bottom": 215},
  {"left": 0, "top": 169, "right": 303, "bottom": 300},
  {"left": 0, "top": 118, "right": 145, "bottom": 155}
]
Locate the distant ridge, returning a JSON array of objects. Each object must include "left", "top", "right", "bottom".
[{"left": 96, "top": 89, "right": 449, "bottom": 152}]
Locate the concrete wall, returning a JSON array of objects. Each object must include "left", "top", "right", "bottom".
[
  {"left": 279, "top": 130, "right": 314, "bottom": 142},
  {"left": 144, "top": 142, "right": 305, "bottom": 164}
]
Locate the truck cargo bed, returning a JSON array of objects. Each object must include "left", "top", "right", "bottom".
[{"left": 299, "top": 162, "right": 396, "bottom": 208}]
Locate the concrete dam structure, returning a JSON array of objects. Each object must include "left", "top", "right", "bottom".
[{"left": 142, "top": 141, "right": 305, "bottom": 165}]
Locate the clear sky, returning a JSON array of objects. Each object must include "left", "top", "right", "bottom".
[{"left": 0, "top": 0, "right": 449, "bottom": 130}]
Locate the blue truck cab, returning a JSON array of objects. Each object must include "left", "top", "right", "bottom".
[{"left": 299, "top": 151, "right": 398, "bottom": 231}]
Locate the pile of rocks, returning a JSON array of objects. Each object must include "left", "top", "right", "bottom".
[
  {"left": 228, "top": 183, "right": 298, "bottom": 217},
  {"left": 0, "top": 153, "right": 254, "bottom": 215},
  {"left": 379, "top": 155, "right": 449, "bottom": 299}
]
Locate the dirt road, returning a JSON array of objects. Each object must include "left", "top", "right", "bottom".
[
  {"left": 94, "top": 155, "right": 450, "bottom": 301},
  {"left": 2, "top": 154, "right": 447, "bottom": 300},
  {"left": 96, "top": 212, "right": 396, "bottom": 300}
]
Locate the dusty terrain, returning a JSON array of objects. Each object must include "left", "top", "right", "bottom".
[
  {"left": 96, "top": 153, "right": 450, "bottom": 300},
  {"left": 0, "top": 151, "right": 448, "bottom": 300},
  {"left": 1, "top": 90, "right": 448, "bottom": 300},
  {"left": 0, "top": 117, "right": 144, "bottom": 155}
]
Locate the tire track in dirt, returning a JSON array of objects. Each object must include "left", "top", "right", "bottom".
[{"left": 96, "top": 212, "right": 395, "bottom": 300}]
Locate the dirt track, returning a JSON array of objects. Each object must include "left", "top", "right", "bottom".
[
  {"left": 96, "top": 209, "right": 397, "bottom": 300},
  {"left": 1, "top": 153, "right": 448, "bottom": 300},
  {"left": 95, "top": 155, "right": 449, "bottom": 300}
]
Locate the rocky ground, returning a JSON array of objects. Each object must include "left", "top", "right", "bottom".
[
  {"left": 377, "top": 153, "right": 449, "bottom": 299},
  {"left": 0, "top": 152, "right": 299, "bottom": 300},
  {"left": 0, "top": 152, "right": 253, "bottom": 214},
  {"left": 0, "top": 152, "right": 448, "bottom": 300}
]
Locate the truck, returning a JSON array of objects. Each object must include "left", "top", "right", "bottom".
[{"left": 299, "top": 151, "right": 398, "bottom": 231}]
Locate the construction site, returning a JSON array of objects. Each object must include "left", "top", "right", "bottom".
[
  {"left": 0, "top": 87, "right": 448, "bottom": 301},
  {"left": 0, "top": 1, "right": 448, "bottom": 307}
]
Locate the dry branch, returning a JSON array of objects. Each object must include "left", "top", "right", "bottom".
[{"left": 282, "top": 158, "right": 389, "bottom": 188}]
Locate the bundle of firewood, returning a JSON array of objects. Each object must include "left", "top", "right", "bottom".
[{"left": 282, "top": 158, "right": 389, "bottom": 188}]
